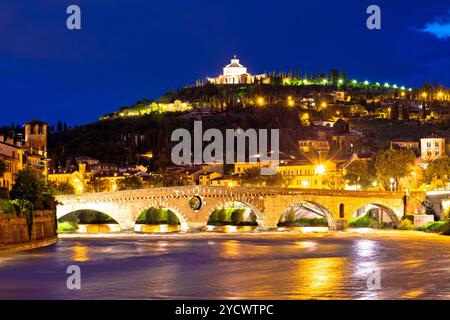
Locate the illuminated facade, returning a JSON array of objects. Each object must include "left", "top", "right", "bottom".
[
  {"left": 0, "top": 120, "right": 50, "bottom": 190},
  {"left": 420, "top": 136, "right": 446, "bottom": 161},
  {"left": 208, "top": 55, "right": 268, "bottom": 85}
]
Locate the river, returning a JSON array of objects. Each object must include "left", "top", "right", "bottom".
[{"left": 0, "top": 229, "right": 449, "bottom": 299}]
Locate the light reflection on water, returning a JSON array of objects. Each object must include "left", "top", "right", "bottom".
[{"left": 0, "top": 231, "right": 450, "bottom": 299}]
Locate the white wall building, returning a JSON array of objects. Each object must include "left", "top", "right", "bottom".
[
  {"left": 420, "top": 136, "right": 446, "bottom": 161},
  {"left": 208, "top": 55, "right": 267, "bottom": 85}
]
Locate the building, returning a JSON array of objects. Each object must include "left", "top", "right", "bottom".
[
  {"left": 277, "top": 160, "right": 338, "bottom": 189},
  {"left": 23, "top": 120, "right": 50, "bottom": 176},
  {"left": 233, "top": 158, "right": 341, "bottom": 189},
  {"left": 299, "top": 139, "right": 331, "bottom": 153},
  {"left": 391, "top": 139, "right": 420, "bottom": 152},
  {"left": 332, "top": 131, "right": 363, "bottom": 154},
  {"left": 207, "top": 55, "right": 268, "bottom": 85},
  {"left": 0, "top": 135, "right": 24, "bottom": 190},
  {"left": 420, "top": 136, "right": 446, "bottom": 161},
  {"left": 0, "top": 120, "right": 50, "bottom": 190}
]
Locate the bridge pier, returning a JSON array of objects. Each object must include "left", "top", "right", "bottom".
[
  {"left": 181, "top": 222, "right": 207, "bottom": 233},
  {"left": 335, "top": 219, "right": 348, "bottom": 231},
  {"left": 118, "top": 220, "right": 136, "bottom": 232}
]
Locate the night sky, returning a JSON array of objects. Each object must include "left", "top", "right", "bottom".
[{"left": 0, "top": 0, "right": 449, "bottom": 126}]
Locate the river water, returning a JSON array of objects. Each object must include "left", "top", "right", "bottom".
[{"left": 0, "top": 229, "right": 449, "bottom": 299}]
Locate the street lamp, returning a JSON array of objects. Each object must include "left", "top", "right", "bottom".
[
  {"left": 389, "top": 178, "right": 396, "bottom": 191},
  {"left": 315, "top": 164, "right": 326, "bottom": 175}
]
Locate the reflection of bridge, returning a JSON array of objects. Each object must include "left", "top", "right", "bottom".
[{"left": 56, "top": 186, "right": 425, "bottom": 231}]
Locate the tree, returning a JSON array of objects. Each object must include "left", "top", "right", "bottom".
[
  {"left": 424, "top": 158, "right": 450, "bottom": 184},
  {"left": 323, "top": 173, "right": 345, "bottom": 190},
  {"left": 230, "top": 209, "right": 244, "bottom": 225},
  {"left": 238, "top": 167, "right": 283, "bottom": 187},
  {"left": 167, "top": 211, "right": 180, "bottom": 225},
  {"left": 117, "top": 175, "right": 144, "bottom": 191},
  {"left": 373, "top": 149, "right": 416, "bottom": 190},
  {"left": 11, "top": 168, "right": 49, "bottom": 210},
  {"left": 284, "top": 207, "right": 297, "bottom": 224},
  {"left": 49, "top": 181, "right": 75, "bottom": 195},
  {"left": 85, "top": 177, "right": 110, "bottom": 193},
  {"left": 344, "top": 160, "right": 374, "bottom": 189}
]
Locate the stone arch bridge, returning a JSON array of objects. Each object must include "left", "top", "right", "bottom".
[{"left": 56, "top": 186, "right": 425, "bottom": 231}]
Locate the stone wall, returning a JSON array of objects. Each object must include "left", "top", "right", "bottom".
[{"left": 0, "top": 210, "right": 57, "bottom": 245}]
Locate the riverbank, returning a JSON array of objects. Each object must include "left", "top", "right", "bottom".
[
  {"left": 0, "top": 210, "right": 58, "bottom": 253},
  {"left": 0, "top": 236, "right": 58, "bottom": 253}
]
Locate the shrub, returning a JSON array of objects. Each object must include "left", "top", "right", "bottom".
[
  {"left": 416, "top": 221, "right": 446, "bottom": 233},
  {"left": 398, "top": 219, "right": 415, "bottom": 230},
  {"left": 349, "top": 212, "right": 382, "bottom": 228},
  {"left": 0, "top": 199, "right": 14, "bottom": 213},
  {"left": 58, "top": 221, "right": 78, "bottom": 232}
]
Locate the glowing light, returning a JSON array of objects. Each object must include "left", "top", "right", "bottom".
[
  {"left": 421, "top": 92, "right": 427, "bottom": 98},
  {"left": 322, "top": 79, "right": 328, "bottom": 85},
  {"left": 338, "top": 79, "right": 343, "bottom": 85},
  {"left": 364, "top": 80, "right": 369, "bottom": 85},
  {"left": 315, "top": 165, "right": 326, "bottom": 175},
  {"left": 384, "top": 82, "right": 390, "bottom": 88},
  {"left": 352, "top": 80, "right": 357, "bottom": 84},
  {"left": 320, "top": 102, "right": 327, "bottom": 108},
  {"left": 141, "top": 152, "right": 153, "bottom": 158},
  {"left": 301, "top": 180, "right": 310, "bottom": 187},
  {"left": 393, "top": 84, "right": 398, "bottom": 88},
  {"left": 437, "top": 92, "right": 444, "bottom": 98},
  {"left": 375, "top": 82, "right": 380, "bottom": 86},
  {"left": 372, "top": 181, "right": 378, "bottom": 187},
  {"left": 257, "top": 97, "right": 265, "bottom": 106}
]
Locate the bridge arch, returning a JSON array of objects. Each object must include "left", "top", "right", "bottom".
[
  {"left": 205, "top": 197, "right": 265, "bottom": 228},
  {"left": 281, "top": 199, "right": 337, "bottom": 230},
  {"left": 134, "top": 200, "right": 190, "bottom": 231},
  {"left": 351, "top": 203, "right": 400, "bottom": 227}
]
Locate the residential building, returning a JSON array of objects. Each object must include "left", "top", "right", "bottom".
[
  {"left": 420, "top": 136, "right": 446, "bottom": 161},
  {"left": 391, "top": 139, "right": 420, "bottom": 152}
]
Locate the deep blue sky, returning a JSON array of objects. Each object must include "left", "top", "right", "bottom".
[{"left": 1, "top": 0, "right": 449, "bottom": 126}]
